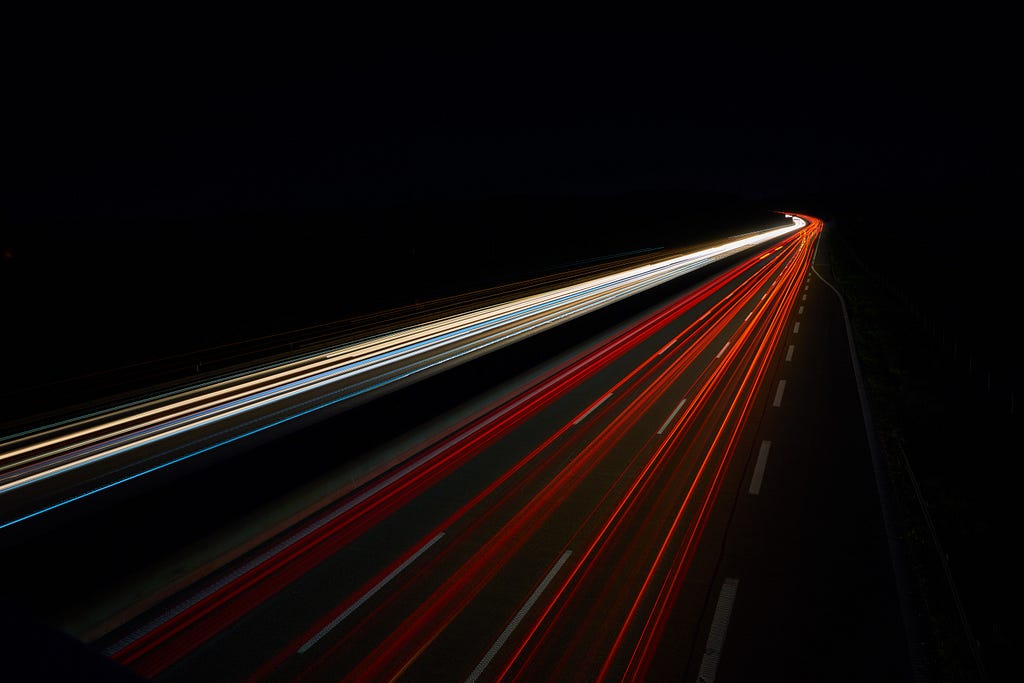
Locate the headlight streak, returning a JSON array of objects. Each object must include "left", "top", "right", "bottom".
[
  {"left": 107, "top": 237, "right": 767, "bottom": 679},
  {"left": 0, "top": 218, "right": 821, "bottom": 683},
  {"left": 0, "top": 218, "right": 804, "bottom": 530},
  {"left": 106, "top": 217, "right": 823, "bottom": 681},
  {"left": 2, "top": 268, "right": 742, "bottom": 520}
]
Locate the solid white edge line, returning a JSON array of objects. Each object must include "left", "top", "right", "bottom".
[{"left": 812, "top": 243, "right": 932, "bottom": 678}]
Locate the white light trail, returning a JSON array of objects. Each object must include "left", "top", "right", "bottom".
[{"left": 0, "top": 216, "right": 805, "bottom": 525}]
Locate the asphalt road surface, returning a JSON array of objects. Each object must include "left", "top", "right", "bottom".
[{"left": 1, "top": 217, "right": 918, "bottom": 681}]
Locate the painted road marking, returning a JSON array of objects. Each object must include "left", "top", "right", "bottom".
[
  {"left": 716, "top": 341, "right": 730, "bottom": 359},
  {"left": 658, "top": 397, "right": 689, "bottom": 435},
  {"left": 798, "top": 305, "right": 804, "bottom": 315},
  {"left": 697, "top": 578, "right": 740, "bottom": 682},
  {"left": 785, "top": 345, "right": 795, "bottom": 362},
  {"left": 573, "top": 392, "right": 612, "bottom": 426},
  {"left": 749, "top": 441, "right": 771, "bottom": 495},
  {"left": 773, "top": 380, "right": 786, "bottom": 407},
  {"left": 466, "top": 550, "right": 573, "bottom": 683},
  {"left": 298, "top": 532, "right": 446, "bottom": 654},
  {"left": 792, "top": 321, "right": 800, "bottom": 334}
]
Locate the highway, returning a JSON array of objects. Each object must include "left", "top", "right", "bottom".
[
  {"left": 1, "top": 213, "right": 916, "bottom": 681},
  {"left": 0, "top": 221, "right": 800, "bottom": 536}
]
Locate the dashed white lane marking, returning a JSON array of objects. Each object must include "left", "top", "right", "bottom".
[
  {"left": 785, "top": 345, "right": 795, "bottom": 362},
  {"left": 716, "top": 341, "right": 730, "bottom": 359},
  {"left": 749, "top": 440, "right": 771, "bottom": 495},
  {"left": 773, "top": 380, "right": 786, "bottom": 407},
  {"left": 798, "top": 305, "right": 804, "bottom": 314},
  {"left": 466, "top": 550, "right": 573, "bottom": 683},
  {"left": 658, "top": 397, "right": 689, "bottom": 435},
  {"left": 299, "top": 532, "right": 446, "bottom": 654},
  {"left": 573, "top": 392, "right": 612, "bottom": 425},
  {"left": 792, "top": 321, "right": 800, "bottom": 334},
  {"left": 697, "top": 578, "right": 740, "bottom": 682}
]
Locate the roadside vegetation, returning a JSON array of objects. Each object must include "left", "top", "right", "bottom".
[{"left": 826, "top": 213, "right": 1010, "bottom": 682}]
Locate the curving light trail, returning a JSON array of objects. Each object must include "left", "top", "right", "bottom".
[
  {"left": 0, "top": 217, "right": 804, "bottom": 531},
  {"left": 99, "top": 213, "right": 823, "bottom": 681}
]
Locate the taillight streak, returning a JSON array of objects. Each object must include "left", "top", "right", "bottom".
[
  {"left": 112, "top": 218, "right": 821, "bottom": 680},
  {"left": 499, "top": 225, "right": 819, "bottom": 681},
  {"left": 301, "top": 232, "right": 815, "bottom": 681},
  {"left": 112, "top": 240, "right": 755, "bottom": 679}
]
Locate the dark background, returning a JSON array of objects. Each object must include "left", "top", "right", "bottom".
[
  {"left": 3, "top": 22, "right": 1014, "bottom": 391},
  {"left": 3, "top": 22, "right": 1013, "bottom": 377},
  {"left": 1, "top": 17, "right": 1019, "bottom": 681}
]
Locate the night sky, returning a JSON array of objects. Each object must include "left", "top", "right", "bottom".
[
  {"left": 2, "top": 21, "right": 1015, "bottom": 394},
  {"left": 5, "top": 26, "right": 1007, "bottom": 219}
]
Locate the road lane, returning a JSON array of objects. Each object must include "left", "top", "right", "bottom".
[
  {"left": 1, "top": 220, "right": 803, "bottom": 537},
  {"left": 683, "top": 228, "right": 916, "bottom": 681},
  {"left": 94, "top": 220, "right": 824, "bottom": 681}
]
